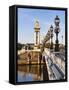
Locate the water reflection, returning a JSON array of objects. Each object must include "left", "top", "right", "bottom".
[{"left": 17, "top": 63, "right": 49, "bottom": 82}]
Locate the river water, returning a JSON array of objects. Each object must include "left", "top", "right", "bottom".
[{"left": 17, "top": 63, "right": 49, "bottom": 82}]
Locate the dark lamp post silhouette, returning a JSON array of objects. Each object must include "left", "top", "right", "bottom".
[
  {"left": 54, "top": 15, "right": 60, "bottom": 52},
  {"left": 50, "top": 25, "right": 53, "bottom": 50}
]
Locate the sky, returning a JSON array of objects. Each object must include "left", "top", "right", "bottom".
[{"left": 18, "top": 8, "right": 65, "bottom": 45}]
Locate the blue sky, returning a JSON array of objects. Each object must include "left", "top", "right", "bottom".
[{"left": 18, "top": 8, "right": 65, "bottom": 45}]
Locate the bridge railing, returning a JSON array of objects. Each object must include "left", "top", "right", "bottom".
[{"left": 43, "top": 48, "right": 65, "bottom": 80}]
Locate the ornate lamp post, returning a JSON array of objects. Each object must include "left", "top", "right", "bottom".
[
  {"left": 47, "top": 30, "right": 50, "bottom": 49},
  {"left": 50, "top": 25, "right": 53, "bottom": 50},
  {"left": 54, "top": 15, "right": 60, "bottom": 52}
]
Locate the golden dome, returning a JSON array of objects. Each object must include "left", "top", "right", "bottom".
[{"left": 34, "top": 20, "right": 40, "bottom": 31}]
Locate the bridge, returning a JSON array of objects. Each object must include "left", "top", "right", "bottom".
[{"left": 42, "top": 48, "right": 65, "bottom": 80}]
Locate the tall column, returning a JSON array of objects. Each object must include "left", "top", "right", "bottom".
[{"left": 34, "top": 20, "right": 40, "bottom": 49}]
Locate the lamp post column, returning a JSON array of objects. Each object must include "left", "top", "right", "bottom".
[
  {"left": 50, "top": 25, "right": 53, "bottom": 50},
  {"left": 54, "top": 15, "right": 60, "bottom": 52}
]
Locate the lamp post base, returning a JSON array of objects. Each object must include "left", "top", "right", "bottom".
[{"left": 55, "top": 43, "right": 59, "bottom": 52}]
